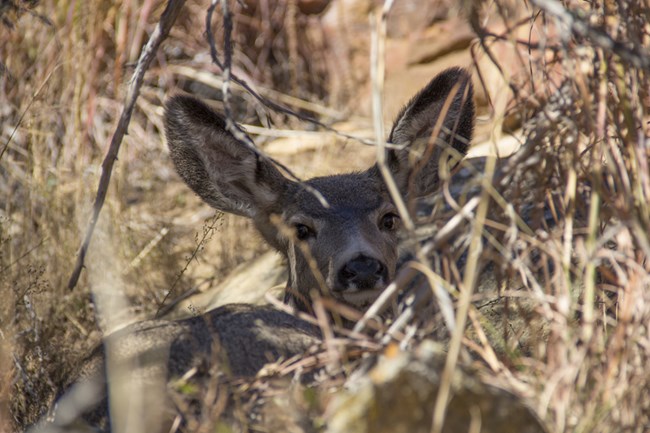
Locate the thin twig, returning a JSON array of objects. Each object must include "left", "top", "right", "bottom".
[
  {"left": 203, "top": 3, "right": 383, "bottom": 149},
  {"left": 0, "top": 237, "right": 47, "bottom": 274},
  {"left": 1, "top": 64, "right": 59, "bottom": 162},
  {"left": 205, "top": 0, "right": 330, "bottom": 210},
  {"left": 156, "top": 213, "right": 221, "bottom": 318},
  {"left": 167, "top": 64, "right": 342, "bottom": 118}
]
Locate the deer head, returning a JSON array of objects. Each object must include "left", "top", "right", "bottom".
[{"left": 164, "top": 67, "right": 474, "bottom": 313}]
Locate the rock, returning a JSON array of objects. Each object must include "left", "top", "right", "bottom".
[
  {"left": 297, "top": 0, "right": 331, "bottom": 15},
  {"left": 327, "top": 341, "right": 547, "bottom": 433},
  {"left": 384, "top": 51, "right": 475, "bottom": 121},
  {"left": 386, "top": 0, "right": 440, "bottom": 38},
  {"left": 407, "top": 17, "right": 475, "bottom": 66}
]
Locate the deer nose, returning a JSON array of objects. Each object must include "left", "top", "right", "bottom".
[{"left": 336, "top": 255, "right": 387, "bottom": 291}]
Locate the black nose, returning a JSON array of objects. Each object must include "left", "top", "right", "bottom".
[{"left": 336, "top": 255, "right": 387, "bottom": 291}]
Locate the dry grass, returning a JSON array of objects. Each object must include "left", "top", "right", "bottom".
[
  {"left": 423, "top": 2, "right": 650, "bottom": 432},
  {"left": 1, "top": 0, "right": 649, "bottom": 432}
]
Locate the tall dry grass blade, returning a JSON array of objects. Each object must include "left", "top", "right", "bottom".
[{"left": 431, "top": 140, "right": 497, "bottom": 433}]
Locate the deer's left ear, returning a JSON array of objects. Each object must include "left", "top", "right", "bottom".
[{"left": 374, "top": 67, "right": 475, "bottom": 198}]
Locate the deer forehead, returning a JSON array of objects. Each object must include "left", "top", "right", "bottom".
[{"left": 286, "top": 173, "right": 391, "bottom": 220}]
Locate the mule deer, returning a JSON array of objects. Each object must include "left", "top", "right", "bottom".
[
  {"left": 166, "top": 67, "right": 474, "bottom": 313},
  {"left": 39, "top": 67, "right": 475, "bottom": 432}
]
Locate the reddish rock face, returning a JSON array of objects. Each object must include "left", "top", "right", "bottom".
[
  {"left": 296, "top": 0, "right": 330, "bottom": 15},
  {"left": 241, "top": 0, "right": 330, "bottom": 15}
]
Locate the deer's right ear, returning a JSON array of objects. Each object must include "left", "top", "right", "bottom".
[{"left": 164, "top": 95, "right": 289, "bottom": 218}]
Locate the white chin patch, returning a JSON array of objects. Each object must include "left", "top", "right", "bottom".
[{"left": 339, "top": 288, "right": 384, "bottom": 307}]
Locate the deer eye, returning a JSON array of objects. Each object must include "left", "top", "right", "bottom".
[
  {"left": 294, "top": 223, "right": 315, "bottom": 240},
  {"left": 380, "top": 213, "right": 400, "bottom": 231}
]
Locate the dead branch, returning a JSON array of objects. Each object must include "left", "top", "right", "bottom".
[{"left": 67, "top": 0, "right": 186, "bottom": 290}]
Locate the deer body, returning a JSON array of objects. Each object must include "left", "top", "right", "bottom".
[{"left": 40, "top": 68, "right": 475, "bottom": 432}]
